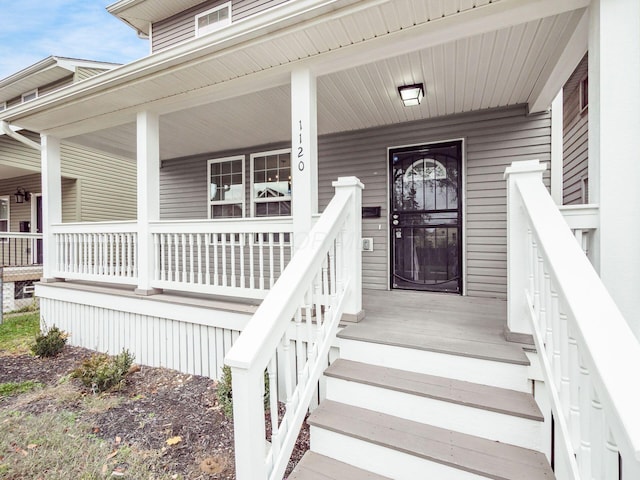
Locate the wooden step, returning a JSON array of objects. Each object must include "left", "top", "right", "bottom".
[
  {"left": 337, "top": 336, "right": 532, "bottom": 392},
  {"left": 289, "top": 451, "right": 391, "bottom": 480},
  {"left": 325, "top": 359, "right": 542, "bottom": 420},
  {"left": 308, "top": 401, "right": 555, "bottom": 480}
]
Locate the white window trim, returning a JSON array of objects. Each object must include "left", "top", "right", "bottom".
[
  {"left": 250, "top": 148, "right": 292, "bottom": 217},
  {"left": 22, "top": 89, "right": 38, "bottom": 103},
  {"left": 579, "top": 76, "right": 588, "bottom": 113},
  {"left": 207, "top": 155, "right": 245, "bottom": 219},
  {"left": 0, "top": 195, "right": 10, "bottom": 241},
  {"left": 195, "top": 2, "right": 232, "bottom": 37}
]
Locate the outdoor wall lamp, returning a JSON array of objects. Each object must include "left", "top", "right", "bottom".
[
  {"left": 398, "top": 83, "right": 424, "bottom": 107},
  {"left": 14, "top": 187, "right": 31, "bottom": 203}
]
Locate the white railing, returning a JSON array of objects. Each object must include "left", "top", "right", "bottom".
[
  {"left": 225, "top": 177, "right": 362, "bottom": 480},
  {"left": 0, "top": 232, "right": 43, "bottom": 266},
  {"left": 506, "top": 161, "right": 640, "bottom": 480},
  {"left": 149, "top": 218, "right": 293, "bottom": 299},
  {"left": 559, "top": 204, "right": 599, "bottom": 263},
  {"left": 52, "top": 221, "right": 138, "bottom": 284}
]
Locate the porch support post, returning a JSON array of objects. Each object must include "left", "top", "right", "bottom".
[
  {"left": 588, "top": 0, "right": 640, "bottom": 338},
  {"left": 504, "top": 160, "right": 546, "bottom": 336},
  {"left": 290, "top": 68, "right": 318, "bottom": 251},
  {"left": 135, "top": 111, "right": 161, "bottom": 295},
  {"left": 41, "top": 134, "right": 62, "bottom": 280}
]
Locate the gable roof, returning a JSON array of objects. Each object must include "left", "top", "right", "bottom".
[
  {"left": 0, "top": 56, "right": 121, "bottom": 105},
  {"left": 107, "top": 0, "right": 207, "bottom": 35}
]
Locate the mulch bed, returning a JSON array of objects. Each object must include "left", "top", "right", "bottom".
[{"left": 0, "top": 346, "right": 309, "bottom": 479}]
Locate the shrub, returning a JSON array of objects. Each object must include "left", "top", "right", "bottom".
[
  {"left": 31, "top": 325, "right": 68, "bottom": 357},
  {"left": 72, "top": 349, "right": 135, "bottom": 393},
  {"left": 216, "top": 365, "right": 270, "bottom": 419}
]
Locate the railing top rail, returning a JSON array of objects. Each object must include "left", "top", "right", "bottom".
[
  {"left": 225, "top": 183, "right": 358, "bottom": 373},
  {"left": 515, "top": 174, "right": 640, "bottom": 461},
  {"left": 0, "top": 232, "right": 43, "bottom": 238},
  {"left": 51, "top": 221, "right": 138, "bottom": 233},
  {"left": 149, "top": 217, "right": 293, "bottom": 234}
]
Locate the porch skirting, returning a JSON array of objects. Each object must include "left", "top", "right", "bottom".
[{"left": 36, "top": 282, "right": 253, "bottom": 380}]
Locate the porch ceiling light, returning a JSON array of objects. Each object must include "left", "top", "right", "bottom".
[
  {"left": 14, "top": 187, "right": 30, "bottom": 204},
  {"left": 398, "top": 83, "right": 424, "bottom": 107}
]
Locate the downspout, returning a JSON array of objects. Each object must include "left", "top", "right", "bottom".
[{"left": 0, "top": 121, "right": 41, "bottom": 151}]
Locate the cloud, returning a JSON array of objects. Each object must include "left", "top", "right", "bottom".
[{"left": 0, "top": 0, "right": 148, "bottom": 79}]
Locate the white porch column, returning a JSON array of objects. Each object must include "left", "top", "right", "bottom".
[
  {"left": 504, "top": 160, "right": 546, "bottom": 336},
  {"left": 41, "top": 135, "right": 62, "bottom": 280},
  {"left": 291, "top": 68, "right": 318, "bottom": 250},
  {"left": 135, "top": 111, "right": 161, "bottom": 295},
  {"left": 589, "top": 0, "right": 640, "bottom": 338}
]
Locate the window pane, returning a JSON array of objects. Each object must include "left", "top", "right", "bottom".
[
  {"left": 0, "top": 199, "right": 8, "bottom": 220},
  {"left": 211, "top": 204, "right": 242, "bottom": 218}
]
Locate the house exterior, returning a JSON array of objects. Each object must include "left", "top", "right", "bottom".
[
  {"left": 0, "top": 57, "right": 136, "bottom": 312},
  {"left": 1, "top": 0, "right": 639, "bottom": 478}
]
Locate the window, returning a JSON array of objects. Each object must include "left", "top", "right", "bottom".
[
  {"left": 22, "top": 89, "right": 38, "bottom": 103},
  {"left": 0, "top": 196, "right": 9, "bottom": 233},
  {"left": 208, "top": 156, "right": 245, "bottom": 218},
  {"left": 580, "top": 76, "right": 588, "bottom": 112},
  {"left": 195, "top": 2, "right": 231, "bottom": 36},
  {"left": 0, "top": 102, "right": 6, "bottom": 112},
  {"left": 251, "top": 149, "right": 292, "bottom": 217}
]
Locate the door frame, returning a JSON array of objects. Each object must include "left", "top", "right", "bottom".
[{"left": 386, "top": 137, "right": 466, "bottom": 294}]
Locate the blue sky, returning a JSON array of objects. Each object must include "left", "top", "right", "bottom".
[{"left": 0, "top": 0, "right": 149, "bottom": 80}]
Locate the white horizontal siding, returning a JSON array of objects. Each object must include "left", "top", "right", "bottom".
[{"left": 160, "top": 105, "right": 551, "bottom": 298}]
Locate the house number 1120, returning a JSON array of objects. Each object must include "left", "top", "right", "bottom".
[{"left": 297, "top": 119, "right": 305, "bottom": 171}]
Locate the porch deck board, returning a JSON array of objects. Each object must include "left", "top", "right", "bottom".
[{"left": 344, "top": 290, "right": 529, "bottom": 365}]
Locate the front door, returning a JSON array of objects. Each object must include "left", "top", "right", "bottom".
[{"left": 390, "top": 141, "right": 462, "bottom": 293}]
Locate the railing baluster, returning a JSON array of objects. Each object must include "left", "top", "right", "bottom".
[
  {"left": 197, "top": 234, "right": 203, "bottom": 285},
  {"left": 249, "top": 233, "right": 255, "bottom": 289},
  {"left": 269, "top": 232, "right": 275, "bottom": 288},
  {"left": 239, "top": 233, "right": 245, "bottom": 289},
  {"left": 213, "top": 233, "right": 219, "bottom": 286},
  {"left": 231, "top": 233, "right": 236, "bottom": 288},
  {"left": 590, "top": 389, "right": 604, "bottom": 479},
  {"left": 221, "top": 233, "right": 227, "bottom": 287},
  {"left": 578, "top": 357, "right": 592, "bottom": 479},
  {"left": 568, "top": 325, "right": 581, "bottom": 452},
  {"left": 167, "top": 234, "right": 173, "bottom": 281},
  {"left": 160, "top": 234, "right": 166, "bottom": 281},
  {"left": 188, "top": 233, "right": 194, "bottom": 284},
  {"left": 279, "top": 233, "right": 285, "bottom": 277},
  {"left": 205, "top": 233, "right": 211, "bottom": 285},
  {"left": 109, "top": 233, "right": 115, "bottom": 276},
  {"left": 268, "top": 356, "right": 280, "bottom": 466},
  {"left": 181, "top": 233, "right": 187, "bottom": 283},
  {"left": 259, "top": 234, "right": 264, "bottom": 290},
  {"left": 604, "top": 430, "right": 619, "bottom": 480}
]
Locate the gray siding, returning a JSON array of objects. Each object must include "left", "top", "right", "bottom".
[
  {"left": 0, "top": 133, "right": 135, "bottom": 222},
  {"left": 160, "top": 105, "right": 551, "bottom": 299},
  {"left": 152, "top": 0, "right": 290, "bottom": 52},
  {"left": 563, "top": 54, "right": 588, "bottom": 205}
]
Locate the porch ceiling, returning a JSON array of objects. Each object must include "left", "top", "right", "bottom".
[{"left": 3, "top": 0, "right": 588, "bottom": 161}]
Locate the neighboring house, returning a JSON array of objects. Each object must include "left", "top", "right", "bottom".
[
  {"left": 0, "top": 56, "right": 136, "bottom": 311},
  {"left": 1, "top": 1, "right": 639, "bottom": 479}
]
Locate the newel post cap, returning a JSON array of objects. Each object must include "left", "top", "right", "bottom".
[
  {"left": 504, "top": 160, "right": 547, "bottom": 179},
  {"left": 332, "top": 176, "right": 365, "bottom": 190}
]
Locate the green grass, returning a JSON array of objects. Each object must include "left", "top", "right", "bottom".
[
  {"left": 0, "top": 409, "right": 182, "bottom": 479},
  {"left": 0, "top": 381, "right": 43, "bottom": 398},
  {"left": 0, "top": 313, "right": 40, "bottom": 355}
]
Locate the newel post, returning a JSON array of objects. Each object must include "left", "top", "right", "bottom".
[
  {"left": 504, "top": 160, "right": 546, "bottom": 335},
  {"left": 332, "top": 177, "right": 364, "bottom": 320}
]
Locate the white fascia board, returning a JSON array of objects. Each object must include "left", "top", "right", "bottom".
[
  {"left": 528, "top": 8, "right": 589, "bottom": 113},
  {"left": 0, "top": 56, "right": 58, "bottom": 88}
]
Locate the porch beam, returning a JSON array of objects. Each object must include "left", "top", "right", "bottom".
[
  {"left": 528, "top": 9, "right": 588, "bottom": 114},
  {"left": 291, "top": 68, "right": 319, "bottom": 251},
  {"left": 135, "top": 111, "right": 161, "bottom": 295},
  {"left": 41, "top": 135, "right": 62, "bottom": 280},
  {"left": 588, "top": 0, "right": 640, "bottom": 340}
]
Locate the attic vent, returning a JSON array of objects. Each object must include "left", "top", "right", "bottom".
[{"left": 196, "top": 2, "right": 231, "bottom": 36}]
